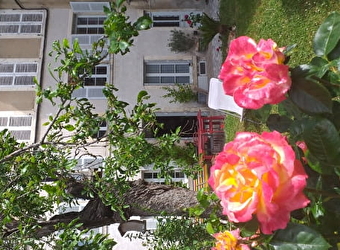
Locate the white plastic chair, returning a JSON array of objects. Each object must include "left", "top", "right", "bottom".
[{"left": 208, "top": 78, "right": 244, "bottom": 120}]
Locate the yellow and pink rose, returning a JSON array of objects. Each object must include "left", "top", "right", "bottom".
[
  {"left": 219, "top": 36, "right": 291, "bottom": 109},
  {"left": 208, "top": 131, "right": 309, "bottom": 234},
  {"left": 212, "top": 229, "right": 250, "bottom": 250}
]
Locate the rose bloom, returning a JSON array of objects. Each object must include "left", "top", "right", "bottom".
[
  {"left": 212, "top": 229, "right": 250, "bottom": 250},
  {"left": 208, "top": 131, "right": 310, "bottom": 234},
  {"left": 219, "top": 36, "right": 291, "bottom": 109}
]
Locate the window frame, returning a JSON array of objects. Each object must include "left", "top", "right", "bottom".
[
  {"left": 0, "top": 114, "right": 33, "bottom": 142},
  {"left": 73, "top": 15, "right": 106, "bottom": 35},
  {"left": 72, "top": 64, "right": 109, "bottom": 99},
  {"left": 0, "top": 11, "right": 44, "bottom": 35},
  {"left": 141, "top": 169, "right": 187, "bottom": 184},
  {"left": 144, "top": 60, "right": 192, "bottom": 86},
  {"left": 146, "top": 11, "right": 202, "bottom": 28},
  {"left": 0, "top": 62, "right": 38, "bottom": 87},
  {"left": 71, "top": 14, "right": 107, "bottom": 47}
]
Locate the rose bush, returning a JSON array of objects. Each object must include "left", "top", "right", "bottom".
[
  {"left": 208, "top": 131, "right": 310, "bottom": 234},
  {"left": 212, "top": 229, "right": 250, "bottom": 250},
  {"left": 218, "top": 36, "right": 291, "bottom": 109},
  {"left": 191, "top": 11, "right": 340, "bottom": 250}
]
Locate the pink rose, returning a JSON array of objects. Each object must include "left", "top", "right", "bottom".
[
  {"left": 208, "top": 131, "right": 310, "bottom": 234},
  {"left": 219, "top": 36, "right": 291, "bottom": 109},
  {"left": 212, "top": 229, "right": 250, "bottom": 250}
]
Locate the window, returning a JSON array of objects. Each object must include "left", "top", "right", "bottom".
[
  {"left": 0, "top": 62, "right": 38, "bottom": 86},
  {"left": 198, "top": 61, "right": 206, "bottom": 75},
  {"left": 0, "top": 115, "right": 33, "bottom": 141},
  {"left": 72, "top": 157, "right": 104, "bottom": 179},
  {"left": 73, "top": 16, "right": 105, "bottom": 35},
  {"left": 72, "top": 65, "right": 108, "bottom": 99},
  {"left": 146, "top": 11, "right": 201, "bottom": 28},
  {"left": 71, "top": 14, "right": 107, "bottom": 46},
  {"left": 145, "top": 115, "right": 197, "bottom": 138},
  {"left": 142, "top": 169, "right": 186, "bottom": 184},
  {"left": 0, "top": 11, "right": 44, "bottom": 34},
  {"left": 91, "top": 120, "right": 107, "bottom": 139},
  {"left": 74, "top": 157, "right": 104, "bottom": 171},
  {"left": 144, "top": 61, "right": 191, "bottom": 85}
]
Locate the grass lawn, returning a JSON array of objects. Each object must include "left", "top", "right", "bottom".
[
  {"left": 219, "top": 0, "right": 340, "bottom": 140},
  {"left": 219, "top": 0, "right": 340, "bottom": 67}
]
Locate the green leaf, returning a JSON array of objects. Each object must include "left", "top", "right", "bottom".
[
  {"left": 313, "top": 11, "right": 340, "bottom": 57},
  {"left": 305, "top": 150, "right": 333, "bottom": 175},
  {"left": 331, "top": 100, "right": 340, "bottom": 129},
  {"left": 115, "top": 0, "right": 125, "bottom": 9},
  {"left": 103, "top": 5, "right": 110, "bottom": 14},
  {"left": 137, "top": 90, "right": 148, "bottom": 102},
  {"left": 327, "top": 39, "right": 340, "bottom": 60},
  {"left": 289, "top": 69, "right": 333, "bottom": 115},
  {"left": 278, "top": 99, "right": 303, "bottom": 119},
  {"left": 206, "top": 222, "right": 215, "bottom": 234},
  {"left": 119, "top": 40, "right": 130, "bottom": 52},
  {"left": 134, "top": 16, "right": 152, "bottom": 30},
  {"left": 266, "top": 114, "right": 292, "bottom": 133},
  {"left": 64, "top": 124, "right": 75, "bottom": 131},
  {"left": 62, "top": 38, "right": 70, "bottom": 49},
  {"left": 270, "top": 223, "right": 331, "bottom": 250},
  {"left": 309, "top": 57, "right": 330, "bottom": 78},
  {"left": 238, "top": 217, "right": 259, "bottom": 238},
  {"left": 303, "top": 117, "right": 340, "bottom": 166},
  {"left": 252, "top": 104, "right": 272, "bottom": 122}
]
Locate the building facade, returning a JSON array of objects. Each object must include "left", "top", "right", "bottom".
[{"left": 0, "top": 0, "right": 217, "bottom": 248}]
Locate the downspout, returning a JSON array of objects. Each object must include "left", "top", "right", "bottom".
[{"left": 13, "top": 0, "right": 49, "bottom": 143}]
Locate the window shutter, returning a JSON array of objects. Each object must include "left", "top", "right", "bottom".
[
  {"left": 0, "top": 63, "right": 38, "bottom": 86},
  {"left": 0, "top": 76, "right": 13, "bottom": 85},
  {"left": 0, "top": 64, "right": 14, "bottom": 73},
  {"left": 88, "top": 88, "right": 105, "bottom": 98},
  {"left": 70, "top": 2, "right": 110, "bottom": 13},
  {"left": 0, "top": 115, "right": 33, "bottom": 141},
  {"left": 0, "top": 117, "right": 8, "bottom": 126},
  {"left": 0, "top": 14, "right": 20, "bottom": 22},
  {"left": 15, "top": 63, "right": 38, "bottom": 73},
  {"left": 9, "top": 130, "right": 31, "bottom": 140},
  {"left": 0, "top": 25, "right": 19, "bottom": 33},
  {"left": 9, "top": 116, "right": 32, "bottom": 126},
  {"left": 0, "top": 11, "right": 44, "bottom": 35},
  {"left": 20, "top": 24, "right": 41, "bottom": 34},
  {"left": 14, "top": 76, "right": 35, "bottom": 85},
  {"left": 22, "top": 13, "right": 43, "bottom": 22}
]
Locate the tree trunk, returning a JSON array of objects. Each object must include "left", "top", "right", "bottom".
[{"left": 4, "top": 179, "right": 219, "bottom": 238}]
